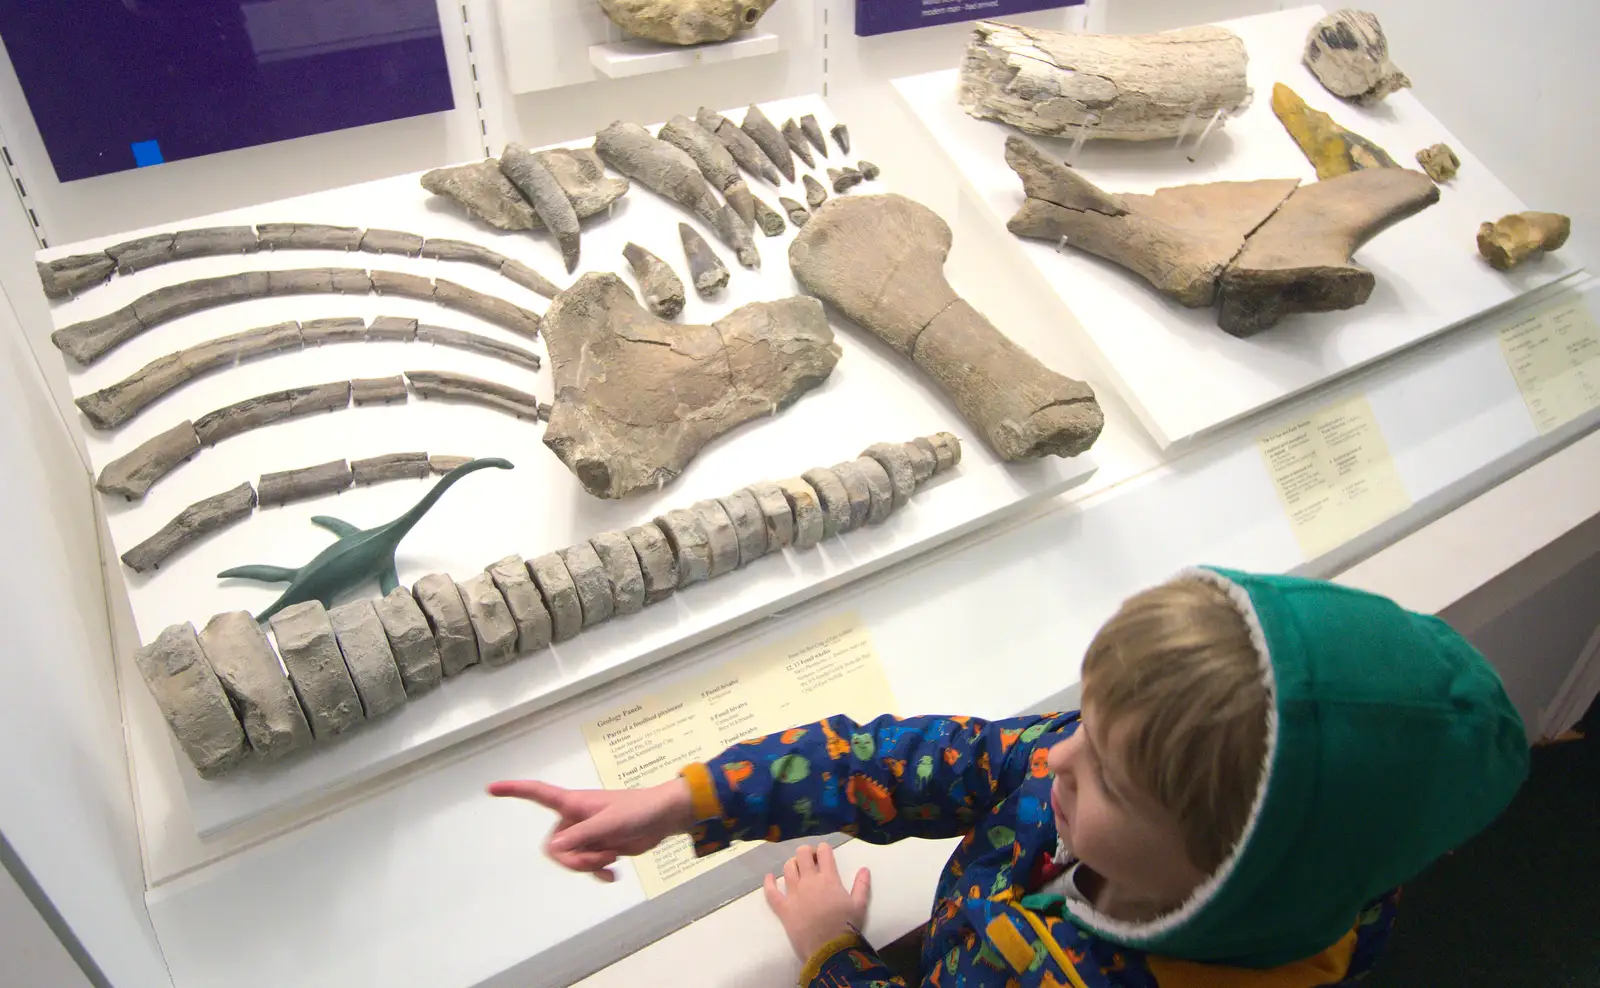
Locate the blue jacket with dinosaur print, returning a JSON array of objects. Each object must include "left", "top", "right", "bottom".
[{"left": 682, "top": 711, "right": 1397, "bottom": 988}]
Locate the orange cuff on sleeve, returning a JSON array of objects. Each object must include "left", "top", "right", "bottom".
[
  {"left": 679, "top": 762, "right": 723, "bottom": 822},
  {"left": 798, "top": 932, "right": 863, "bottom": 987}
]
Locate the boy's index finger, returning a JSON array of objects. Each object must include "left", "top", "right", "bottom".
[
  {"left": 817, "top": 840, "right": 840, "bottom": 879},
  {"left": 486, "top": 779, "right": 568, "bottom": 810}
]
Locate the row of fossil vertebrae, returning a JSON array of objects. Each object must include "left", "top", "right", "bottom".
[{"left": 133, "top": 434, "right": 962, "bottom": 779}]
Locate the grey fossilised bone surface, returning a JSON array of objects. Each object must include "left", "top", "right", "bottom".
[
  {"left": 405, "top": 370, "right": 543, "bottom": 420},
  {"left": 421, "top": 149, "right": 628, "bottom": 232},
  {"left": 696, "top": 107, "right": 782, "bottom": 187},
  {"left": 800, "top": 115, "right": 829, "bottom": 159},
  {"left": 740, "top": 104, "right": 794, "bottom": 183},
  {"left": 830, "top": 123, "right": 850, "bottom": 156},
  {"left": 780, "top": 197, "right": 809, "bottom": 227},
  {"left": 52, "top": 269, "right": 542, "bottom": 365},
  {"left": 121, "top": 481, "right": 257, "bottom": 574},
  {"left": 500, "top": 143, "right": 581, "bottom": 274},
  {"left": 622, "top": 242, "right": 686, "bottom": 319},
  {"left": 829, "top": 167, "right": 863, "bottom": 194},
  {"left": 782, "top": 119, "right": 816, "bottom": 170},
  {"left": 803, "top": 174, "right": 828, "bottom": 209},
  {"left": 137, "top": 433, "right": 962, "bottom": 776},
  {"left": 751, "top": 195, "right": 787, "bottom": 237},
  {"left": 679, "top": 223, "right": 730, "bottom": 298},
  {"left": 257, "top": 459, "right": 354, "bottom": 507}
]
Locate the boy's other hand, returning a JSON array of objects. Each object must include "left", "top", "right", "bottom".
[
  {"left": 763, "top": 843, "right": 871, "bottom": 962},
  {"left": 487, "top": 778, "right": 694, "bottom": 882}
]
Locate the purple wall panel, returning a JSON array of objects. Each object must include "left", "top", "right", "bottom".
[{"left": 0, "top": 0, "right": 454, "bottom": 182}]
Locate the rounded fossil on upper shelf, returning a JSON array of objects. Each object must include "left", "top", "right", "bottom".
[
  {"left": 1303, "top": 8, "right": 1411, "bottom": 105},
  {"left": 598, "top": 0, "right": 778, "bottom": 46}
]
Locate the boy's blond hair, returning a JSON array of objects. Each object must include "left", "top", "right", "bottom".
[{"left": 1081, "top": 577, "right": 1270, "bottom": 876}]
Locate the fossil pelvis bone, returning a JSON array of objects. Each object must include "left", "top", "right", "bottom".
[
  {"left": 542, "top": 272, "right": 839, "bottom": 498},
  {"left": 789, "top": 193, "right": 1102, "bottom": 460}
]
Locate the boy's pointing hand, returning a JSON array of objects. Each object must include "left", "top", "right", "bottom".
[{"left": 488, "top": 778, "right": 695, "bottom": 882}]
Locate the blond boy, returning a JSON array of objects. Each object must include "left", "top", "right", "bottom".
[{"left": 492, "top": 568, "right": 1528, "bottom": 986}]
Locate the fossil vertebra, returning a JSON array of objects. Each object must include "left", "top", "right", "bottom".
[
  {"left": 960, "top": 21, "right": 1251, "bottom": 140},
  {"left": 541, "top": 272, "right": 839, "bottom": 498},
  {"left": 1477, "top": 212, "right": 1571, "bottom": 271},
  {"left": 133, "top": 623, "right": 248, "bottom": 778},
  {"left": 790, "top": 194, "right": 1103, "bottom": 460}
]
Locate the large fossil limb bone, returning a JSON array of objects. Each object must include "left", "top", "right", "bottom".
[
  {"left": 789, "top": 194, "right": 1102, "bottom": 460},
  {"left": 1005, "top": 136, "right": 1300, "bottom": 307},
  {"left": 959, "top": 21, "right": 1252, "bottom": 141},
  {"left": 542, "top": 272, "right": 839, "bottom": 498},
  {"left": 599, "top": 0, "right": 775, "bottom": 45},
  {"left": 501, "top": 143, "right": 581, "bottom": 273},
  {"left": 1477, "top": 212, "right": 1571, "bottom": 271},
  {"left": 595, "top": 122, "right": 759, "bottom": 269},
  {"left": 1219, "top": 168, "right": 1440, "bottom": 336},
  {"left": 1303, "top": 9, "right": 1409, "bottom": 105}
]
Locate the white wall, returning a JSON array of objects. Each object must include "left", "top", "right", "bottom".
[
  {"left": 1107, "top": 0, "right": 1599, "bottom": 273},
  {"left": 0, "top": 857, "right": 95, "bottom": 988}
]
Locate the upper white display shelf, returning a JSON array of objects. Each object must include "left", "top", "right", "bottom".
[{"left": 893, "top": 5, "right": 1585, "bottom": 448}]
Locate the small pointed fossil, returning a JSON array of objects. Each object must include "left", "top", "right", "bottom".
[
  {"left": 1477, "top": 212, "right": 1571, "bottom": 271},
  {"left": 828, "top": 167, "right": 863, "bottom": 194},
  {"left": 1273, "top": 82, "right": 1398, "bottom": 180},
  {"left": 501, "top": 143, "right": 581, "bottom": 273},
  {"left": 623, "top": 242, "right": 686, "bottom": 318},
  {"left": 782, "top": 119, "right": 816, "bottom": 169},
  {"left": 831, "top": 123, "right": 850, "bottom": 156},
  {"left": 741, "top": 104, "right": 794, "bottom": 182},
  {"left": 752, "top": 195, "right": 787, "bottom": 236},
  {"left": 858, "top": 160, "right": 880, "bottom": 181},
  {"left": 800, "top": 115, "right": 828, "bottom": 158},
  {"left": 680, "top": 224, "right": 730, "bottom": 298},
  {"left": 724, "top": 181, "right": 757, "bottom": 229},
  {"left": 803, "top": 174, "right": 828, "bottom": 209},
  {"left": 780, "top": 197, "right": 810, "bottom": 227},
  {"left": 698, "top": 106, "right": 782, "bottom": 186},
  {"left": 659, "top": 114, "right": 743, "bottom": 193}
]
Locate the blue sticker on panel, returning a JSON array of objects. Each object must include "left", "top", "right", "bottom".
[
  {"left": 131, "top": 140, "right": 164, "bottom": 168},
  {"left": 856, "top": 0, "right": 1085, "bottom": 37},
  {"left": 0, "top": 1, "right": 456, "bottom": 183}
]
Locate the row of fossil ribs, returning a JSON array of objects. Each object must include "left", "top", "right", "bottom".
[{"left": 139, "top": 434, "right": 961, "bottom": 779}]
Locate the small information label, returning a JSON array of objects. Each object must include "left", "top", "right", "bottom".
[
  {"left": 582, "top": 614, "right": 895, "bottom": 898},
  {"left": 1497, "top": 297, "right": 1600, "bottom": 434},
  {"left": 1259, "top": 395, "right": 1412, "bottom": 559}
]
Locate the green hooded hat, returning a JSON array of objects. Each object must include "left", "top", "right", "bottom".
[{"left": 1063, "top": 567, "right": 1529, "bottom": 968}]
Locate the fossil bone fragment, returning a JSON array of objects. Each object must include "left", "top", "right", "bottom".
[
  {"left": 623, "top": 242, "right": 687, "bottom": 318},
  {"left": 122, "top": 482, "right": 257, "bottom": 574},
  {"left": 433, "top": 278, "right": 542, "bottom": 339},
  {"left": 599, "top": 0, "right": 775, "bottom": 45},
  {"left": 830, "top": 123, "right": 850, "bottom": 156},
  {"left": 198, "top": 611, "right": 313, "bottom": 759},
  {"left": 97, "top": 421, "right": 201, "bottom": 499},
  {"left": 366, "top": 315, "right": 419, "bottom": 341},
  {"left": 257, "top": 459, "right": 354, "bottom": 508},
  {"left": 329, "top": 599, "right": 407, "bottom": 716},
  {"left": 595, "top": 122, "right": 759, "bottom": 269},
  {"left": 791, "top": 194, "right": 1103, "bottom": 460},
  {"left": 528, "top": 553, "right": 583, "bottom": 642},
  {"left": 420, "top": 238, "right": 505, "bottom": 267},
  {"left": 858, "top": 160, "right": 880, "bottom": 181},
  {"left": 1304, "top": 9, "right": 1409, "bottom": 105},
  {"left": 541, "top": 272, "right": 839, "bottom": 498},
  {"left": 588, "top": 532, "right": 647, "bottom": 616},
  {"left": 1415, "top": 144, "right": 1460, "bottom": 184},
  {"left": 374, "top": 587, "right": 443, "bottom": 696},
  {"left": 351, "top": 452, "right": 431, "bottom": 486},
  {"left": 803, "top": 174, "right": 828, "bottom": 209},
  {"left": 780, "top": 197, "right": 809, "bottom": 227},
  {"left": 680, "top": 223, "right": 730, "bottom": 298},
  {"left": 195, "top": 382, "right": 351, "bottom": 446},
  {"left": 133, "top": 623, "right": 248, "bottom": 778},
  {"left": 559, "top": 542, "right": 616, "bottom": 627},
  {"left": 353, "top": 376, "right": 408, "bottom": 405},
  {"left": 457, "top": 573, "right": 519, "bottom": 666},
  {"left": 828, "top": 167, "right": 862, "bottom": 194},
  {"left": 625, "top": 524, "right": 678, "bottom": 605},
  {"left": 752, "top": 195, "right": 787, "bottom": 236},
  {"left": 697, "top": 107, "right": 783, "bottom": 187},
  {"left": 37, "top": 253, "right": 116, "bottom": 297},
  {"left": 502, "top": 143, "right": 582, "bottom": 273},
  {"left": 416, "top": 324, "right": 542, "bottom": 371},
  {"left": 800, "top": 115, "right": 828, "bottom": 159},
  {"left": 406, "top": 370, "right": 543, "bottom": 420},
  {"left": 301, "top": 317, "right": 367, "bottom": 344},
  {"left": 741, "top": 105, "right": 795, "bottom": 182},
  {"left": 359, "top": 229, "right": 424, "bottom": 257},
  {"left": 413, "top": 573, "right": 479, "bottom": 676},
  {"left": 257, "top": 224, "right": 361, "bottom": 251},
  {"left": 500, "top": 260, "right": 562, "bottom": 299},
  {"left": 782, "top": 119, "right": 816, "bottom": 170},
  {"left": 422, "top": 154, "right": 627, "bottom": 232},
  {"left": 1219, "top": 168, "right": 1441, "bottom": 335},
  {"left": 429, "top": 454, "right": 472, "bottom": 474},
  {"left": 486, "top": 556, "right": 553, "bottom": 654},
  {"left": 1273, "top": 83, "right": 1397, "bottom": 180},
  {"left": 960, "top": 21, "right": 1252, "bottom": 141},
  {"left": 536, "top": 147, "right": 632, "bottom": 217},
  {"left": 219, "top": 459, "right": 513, "bottom": 621},
  {"left": 1005, "top": 136, "right": 1300, "bottom": 307},
  {"left": 270, "top": 602, "right": 363, "bottom": 737},
  {"left": 1477, "top": 212, "right": 1571, "bottom": 271}
]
